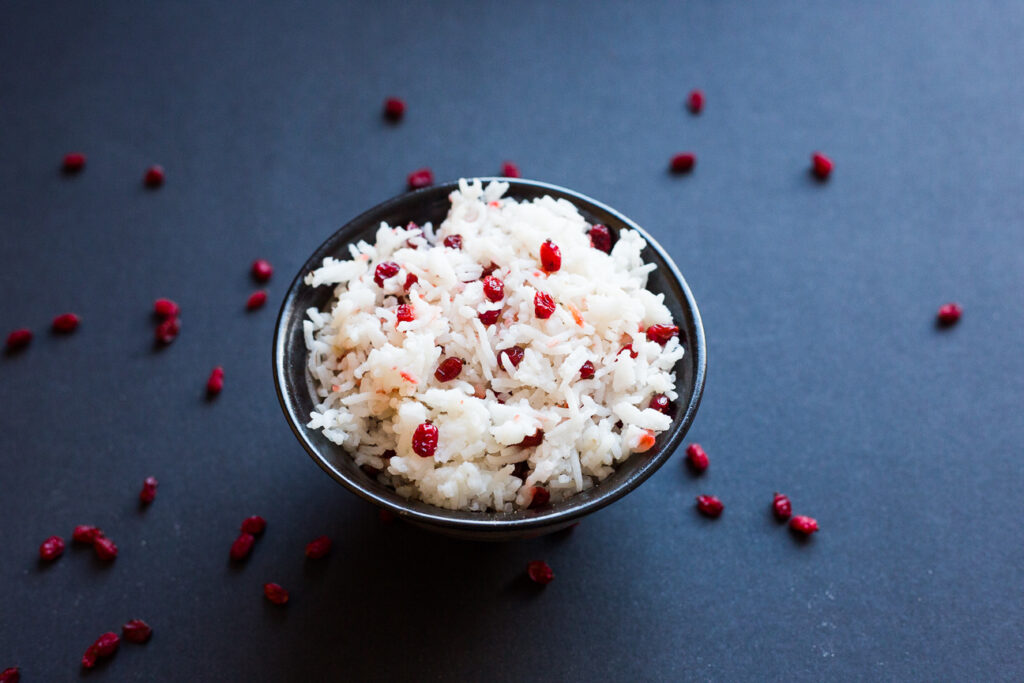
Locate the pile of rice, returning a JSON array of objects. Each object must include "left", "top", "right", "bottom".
[{"left": 303, "top": 179, "right": 684, "bottom": 512}]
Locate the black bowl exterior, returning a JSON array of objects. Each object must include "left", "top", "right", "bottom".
[{"left": 273, "top": 178, "right": 706, "bottom": 540}]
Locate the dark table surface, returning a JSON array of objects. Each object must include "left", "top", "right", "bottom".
[{"left": 2, "top": 1, "right": 1022, "bottom": 680}]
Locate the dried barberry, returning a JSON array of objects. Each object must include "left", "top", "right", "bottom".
[
  {"left": 407, "top": 168, "right": 434, "bottom": 190},
  {"left": 534, "top": 291, "right": 555, "bottom": 319},
  {"left": 39, "top": 535, "right": 65, "bottom": 561},
  {"left": 479, "top": 308, "right": 501, "bottom": 325},
  {"left": 937, "top": 302, "right": 962, "bottom": 326},
  {"left": 412, "top": 422, "right": 439, "bottom": 457},
  {"left": 122, "top": 619, "right": 152, "bottom": 644},
  {"left": 154, "top": 317, "right": 181, "bottom": 345},
  {"left": 52, "top": 313, "right": 79, "bottom": 334},
  {"left": 687, "top": 89, "right": 705, "bottom": 114},
  {"left": 526, "top": 560, "right": 554, "bottom": 585},
  {"left": 588, "top": 224, "right": 612, "bottom": 253},
  {"left": 790, "top": 515, "right": 819, "bottom": 535},
  {"left": 579, "top": 360, "right": 596, "bottom": 379},
  {"left": 143, "top": 165, "right": 165, "bottom": 188},
  {"left": 811, "top": 152, "right": 833, "bottom": 180},
  {"left": 434, "top": 357, "right": 463, "bottom": 382},
  {"left": 263, "top": 582, "right": 289, "bottom": 605},
  {"left": 649, "top": 394, "right": 671, "bottom": 414},
  {"left": 81, "top": 632, "right": 119, "bottom": 669},
  {"left": 241, "top": 516, "right": 266, "bottom": 535},
  {"left": 206, "top": 366, "right": 224, "bottom": 396},
  {"left": 482, "top": 276, "right": 504, "bottom": 302},
  {"left": 305, "top": 535, "right": 332, "bottom": 559},
  {"left": 497, "top": 346, "right": 525, "bottom": 370},
  {"left": 443, "top": 234, "right": 463, "bottom": 249},
  {"left": 5, "top": 329, "right": 31, "bottom": 351},
  {"left": 153, "top": 298, "right": 179, "bottom": 319},
  {"left": 670, "top": 153, "right": 696, "bottom": 174},
  {"left": 772, "top": 492, "right": 792, "bottom": 521},
  {"left": 93, "top": 535, "right": 118, "bottom": 561},
  {"left": 139, "top": 476, "right": 158, "bottom": 504},
  {"left": 696, "top": 494, "right": 723, "bottom": 518},
  {"left": 230, "top": 533, "right": 255, "bottom": 561},
  {"left": 646, "top": 324, "right": 679, "bottom": 345},
  {"left": 72, "top": 525, "right": 102, "bottom": 544},
  {"left": 63, "top": 152, "right": 86, "bottom": 173},
  {"left": 539, "top": 240, "right": 561, "bottom": 273},
  {"left": 501, "top": 161, "right": 520, "bottom": 178},
  {"left": 373, "top": 261, "right": 400, "bottom": 287},
  {"left": 685, "top": 443, "right": 709, "bottom": 472},
  {"left": 246, "top": 290, "right": 267, "bottom": 310},
  {"left": 251, "top": 259, "right": 273, "bottom": 282}
]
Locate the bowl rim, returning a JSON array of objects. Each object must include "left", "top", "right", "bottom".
[{"left": 272, "top": 177, "right": 707, "bottom": 532}]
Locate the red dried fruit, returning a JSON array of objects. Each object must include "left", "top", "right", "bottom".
[
  {"left": 526, "top": 560, "right": 554, "bottom": 585},
  {"left": 122, "top": 619, "right": 152, "bottom": 644},
  {"left": 937, "top": 302, "right": 962, "bottom": 326},
  {"left": 619, "top": 344, "right": 638, "bottom": 359},
  {"left": 63, "top": 152, "right": 86, "bottom": 173},
  {"left": 241, "top": 515, "right": 266, "bottom": 535},
  {"left": 811, "top": 152, "right": 833, "bottom": 180},
  {"left": 143, "top": 165, "right": 165, "bottom": 188},
  {"left": 5, "top": 328, "right": 32, "bottom": 351},
  {"left": 790, "top": 515, "right": 819, "bottom": 535},
  {"left": 93, "top": 535, "right": 118, "bottom": 561},
  {"left": 383, "top": 97, "right": 406, "bottom": 121},
  {"left": 497, "top": 346, "right": 525, "bottom": 370},
  {"left": 539, "top": 240, "right": 561, "bottom": 273},
  {"left": 481, "top": 262, "right": 500, "bottom": 277},
  {"left": 206, "top": 366, "right": 224, "bottom": 396},
  {"left": 154, "top": 317, "right": 181, "bottom": 345},
  {"left": 501, "top": 161, "right": 521, "bottom": 178},
  {"left": 403, "top": 272, "right": 418, "bottom": 290},
  {"left": 305, "top": 535, "right": 332, "bottom": 559},
  {"left": 52, "top": 313, "right": 80, "bottom": 334},
  {"left": 696, "top": 494, "right": 724, "bottom": 517},
  {"left": 263, "top": 582, "right": 289, "bottom": 605},
  {"left": 528, "top": 486, "right": 550, "bottom": 509},
  {"left": 579, "top": 360, "right": 596, "bottom": 379},
  {"left": 517, "top": 430, "right": 545, "bottom": 448},
  {"left": 81, "top": 632, "right": 119, "bottom": 669},
  {"left": 772, "top": 492, "right": 792, "bottom": 521},
  {"left": 230, "top": 532, "right": 255, "bottom": 561},
  {"left": 646, "top": 324, "right": 679, "bottom": 345},
  {"left": 649, "top": 394, "right": 671, "bottom": 414},
  {"left": 534, "top": 291, "right": 555, "bottom": 319},
  {"left": 434, "top": 357, "right": 463, "bottom": 382},
  {"left": 39, "top": 535, "right": 65, "bottom": 561},
  {"left": 443, "top": 234, "right": 463, "bottom": 249},
  {"left": 153, "top": 298, "right": 179, "bottom": 319},
  {"left": 0, "top": 667, "right": 19, "bottom": 682},
  {"left": 588, "top": 224, "right": 612, "bottom": 253},
  {"left": 412, "top": 422, "right": 439, "bottom": 457},
  {"left": 407, "top": 168, "right": 434, "bottom": 190},
  {"left": 686, "top": 443, "right": 709, "bottom": 472},
  {"left": 670, "top": 153, "right": 696, "bottom": 174},
  {"left": 396, "top": 304, "right": 415, "bottom": 323},
  {"left": 482, "top": 275, "right": 504, "bottom": 302},
  {"left": 246, "top": 290, "right": 267, "bottom": 310},
  {"left": 139, "top": 476, "right": 158, "bottom": 504},
  {"left": 479, "top": 308, "right": 501, "bottom": 325},
  {"left": 72, "top": 525, "right": 102, "bottom": 544},
  {"left": 251, "top": 259, "right": 273, "bottom": 282},
  {"left": 373, "top": 261, "right": 400, "bottom": 287},
  {"left": 687, "top": 89, "right": 705, "bottom": 114}
]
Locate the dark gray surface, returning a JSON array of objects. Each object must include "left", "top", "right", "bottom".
[{"left": 1, "top": 1, "right": 1022, "bottom": 680}]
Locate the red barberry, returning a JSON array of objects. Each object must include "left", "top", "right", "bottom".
[
  {"left": 0, "top": 667, "right": 19, "bottom": 682},
  {"left": 383, "top": 97, "right": 406, "bottom": 121},
  {"left": 39, "top": 535, "right": 65, "bottom": 561},
  {"left": 154, "top": 317, "right": 181, "bottom": 345},
  {"left": 251, "top": 259, "right": 273, "bottom": 282},
  {"left": 481, "top": 262, "right": 500, "bottom": 277},
  {"left": 687, "top": 89, "right": 704, "bottom": 114},
  {"left": 526, "top": 560, "right": 554, "bottom": 585},
  {"left": 482, "top": 276, "right": 504, "bottom": 302},
  {"left": 407, "top": 168, "right": 434, "bottom": 190},
  {"left": 305, "top": 535, "right": 332, "bottom": 559},
  {"left": 579, "top": 360, "right": 596, "bottom": 379},
  {"left": 5, "top": 328, "right": 32, "bottom": 351},
  {"left": 230, "top": 533, "right": 255, "bottom": 561},
  {"left": 153, "top": 298, "right": 179, "bottom": 319},
  {"left": 517, "top": 430, "right": 545, "bottom": 448},
  {"left": 72, "top": 525, "right": 102, "bottom": 544},
  {"left": 374, "top": 261, "right": 400, "bottom": 287},
  {"left": 412, "top": 422, "right": 439, "bottom": 457},
  {"left": 143, "top": 165, "right": 165, "bottom": 188},
  {"left": 81, "top": 632, "right": 119, "bottom": 669},
  {"left": 263, "top": 582, "right": 289, "bottom": 605},
  {"left": 619, "top": 344, "right": 638, "bottom": 359},
  {"left": 534, "top": 291, "right": 556, "bottom": 319},
  {"left": 497, "top": 346, "right": 525, "bottom": 370},
  {"left": 790, "top": 515, "right": 819, "bottom": 535},
  {"left": 937, "top": 302, "right": 962, "bottom": 326},
  {"left": 139, "top": 476, "right": 158, "bottom": 504},
  {"left": 93, "top": 535, "right": 118, "bottom": 561},
  {"left": 772, "top": 492, "right": 792, "bottom": 521},
  {"left": 479, "top": 308, "right": 501, "bottom": 325},
  {"left": 443, "top": 234, "right": 463, "bottom": 249},
  {"left": 122, "top": 619, "right": 152, "bottom": 644},
  {"left": 396, "top": 304, "right": 415, "bottom": 323},
  {"left": 646, "top": 324, "right": 679, "bottom": 345},
  {"left": 686, "top": 443, "right": 709, "bottom": 472},
  {"left": 528, "top": 487, "right": 550, "bottom": 508},
  {"left": 52, "top": 313, "right": 79, "bottom": 333},
  {"left": 241, "top": 515, "right": 266, "bottom": 535},
  {"left": 648, "top": 394, "right": 671, "bottom": 414},
  {"left": 811, "top": 152, "right": 833, "bottom": 180},
  {"left": 206, "top": 366, "right": 224, "bottom": 396},
  {"left": 670, "top": 153, "right": 696, "bottom": 174},
  {"left": 539, "top": 240, "right": 561, "bottom": 273},
  {"left": 696, "top": 494, "right": 723, "bottom": 517},
  {"left": 588, "top": 224, "right": 612, "bottom": 253},
  {"left": 434, "top": 357, "right": 463, "bottom": 382},
  {"left": 404, "top": 272, "right": 418, "bottom": 289},
  {"left": 63, "top": 152, "right": 86, "bottom": 173},
  {"left": 501, "top": 161, "right": 520, "bottom": 178},
  {"left": 246, "top": 290, "right": 267, "bottom": 310}
]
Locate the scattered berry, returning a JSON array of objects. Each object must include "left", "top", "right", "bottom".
[
  {"left": 588, "top": 224, "right": 612, "bottom": 253},
  {"left": 526, "top": 560, "right": 554, "bottom": 585},
  {"left": 63, "top": 152, "right": 86, "bottom": 173},
  {"left": 443, "top": 234, "right": 463, "bottom": 249},
  {"left": 579, "top": 360, "right": 596, "bottom": 379},
  {"left": 263, "top": 582, "right": 289, "bottom": 605},
  {"left": 246, "top": 290, "right": 267, "bottom": 310},
  {"left": 121, "top": 619, "right": 153, "bottom": 644},
  {"left": 251, "top": 259, "right": 273, "bottom": 282},
  {"left": 139, "top": 476, "right": 158, "bottom": 504},
  {"left": 501, "top": 161, "right": 520, "bottom": 178},
  {"left": 93, "top": 535, "right": 118, "bottom": 561},
  {"left": 230, "top": 533, "right": 255, "bottom": 561},
  {"left": 479, "top": 308, "right": 501, "bottom": 325},
  {"left": 154, "top": 317, "right": 181, "bottom": 345},
  {"left": 206, "top": 366, "right": 224, "bottom": 396},
  {"left": 670, "top": 153, "right": 696, "bottom": 174},
  {"left": 696, "top": 494, "right": 724, "bottom": 518},
  {"left": 305, "top": 535, "right": 332, "bottom": 559},
  {"left": 52, "top": 313, "right": 79, "bottom": 334},
  {"left": 482, "top": 276, "right": 504, "bottom": 302},
  {"left": 72, "top": 525, "right": 102, "bottom": 544},
  {"left": 539, "top": 240, "right": 561, "bottom": 273},
  {"left": 528, "top": 487, "right": 550, "bottom": 508},
  {"left": 153, "top": 298, "right": 180, "bottom": 319},
  {"left": 772, "top": 492, "right": 792, "bottom": 521},
  {"left": 373, "top": 261, "right": 400, "bottom": 287},
  {"left": 39, "top": 535, "right": 65, "bottom": 561},
  {"left": 0, "top": 667, "right": 19, "bottom": 682},
  {"left": 395, "top": 303, "right": 415, "bottom": 323},
  {"left": 619, "top": 344, "right": 638, "bottom": 359},
  {"left": 646, "top": 324, "right": 679, "bottom": 345},
  {"left": 383, "top": 97, "right": 406, "bottom": 121},
  {"left": 811, "top": 152, "right": 833, "bottom": 180},
  {"left": 434, "top": 357, "right": 463, "bottom": 382},
  {"left": 412, "top": 422, "right": 439, "bottom": 457},
  {"left": 790, "top": 515, "right": 819, "bottom": 535},
  {"left": 403, "top": 272, "right": 418, "bottom": 290},
  {"left": 407, "top": 168, "right": 434, "bottom": 190},
  {"left": 649, "top": 394, "right": 671, "bottom": 414},
  {"left": 81, "top": 632, "right": 119, "bottom": 669},
  {"left": 497, "top": 346, "right": 525, "bottom": 370},
  {"left": 937, "top": 302, "right": 962, "bottom": 326},
  {"left": 534, "top": 291, "right": 556, "bottom": 319},
  {"left": 241, "top": 516, "right": 266, "bottom": 535},
  {"left": 143, "top": 165, "right": 165, "bottom": 188},
  {"left": 5, "top": 329, "right": 32, "bottom": 351},
  {"left": 685, "top": 443, "right": 709, "bottom": 472},
  {"left": 687, "top": 89, "right": 705, "bottom": 114},
  {"left": 517, "top": 430, "right": 544, "bottom": 448}
]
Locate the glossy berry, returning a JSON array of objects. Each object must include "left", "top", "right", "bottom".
[
  {"left": 646, "top": 324, "right": 679, "bottom": 345},
  {"left": 526, "top": 560, "right": 554, "bottom": 585},
  {"left": 479, "top": 308, "right": 501, "bottom": 325},
  {"left": 39, "top": 535, "right": 65, "bottom": 561},
  {"left": 670, "top": 153, "right": 696, "bottom": 174},
  {"left": 206, "top": 366, "right": 224, "bottom": 396},
  {"left": 139, "top": 476, "right": 158, "bottom": 504},
  {"left": 305, "top": 535, "right": 332, "bottom": 559},
  {"left": 155, "top": 317, "right": 181, "bottom": 345},
  {"left": 649, "top": 394, "right": 671, "bottom": 414},
  {"left": 81, "top": 632, "right": 119, "bottom": 669},
  {"left": 251, "top": 259, "right": 273, "bottom": 282},
  {"left": 482, "top": 276, "right": 504, "bottom": 302},
  {"left": 122, "top": 619, "right": 152, "bottom": 644},
  {"left": 383, "top": 97, "right": 406, "bottom": 121},
  {"left": 0, "top": 667, "right": 19, "bottom": 682},
  {"left": 619, "top": 344, "right": 638, "bottom": 359},
  {"left": 434, "top": 357, "right": 463, "bottom": 382},
  {"left": 374, "top": 261, "right": 400, "bottom": 287},
  {"left": 772, "top": 492, "right": 792, "bottom": 521},
  {"left": 579, "top": 360, "right": 596, "bottom": 379},
  {"left": 937, "top": 302, "right": 962, "bottom": 326},
  {"left": 696, "top": 494, "right": 724, "bottom": 518},
  {"left": 407, "top": 168, "right": 434, "bottom": 190},
  {"left": 497, "top": 346, "right": 525, "bottom": 370},
  {"left": 534, "top": 291, "right": 556, "bottom": 319},
  {"left": 443, "top": 234, "right": 463, "bottom": 249},
  {"left": 63, "top": 152, "right": 86, "bottom": 173},
  {"left": 686, "top": 443, "right": 709, "bottom": 472},
  {"left": 93, "top": 535, "right": 118, "bottom": 561},
  {"left": 539, "top": 240, "right": 561, "bottom": 273},
  {"left": 517, "top": 430, "right": 544, "bottom": 448},
  {"left": 241, "top": 516, "right": 266, "bottom": 535},
  {"left": 72, "top": 525, "right": 102, "bottom": 544},
  {"left": 790, "top": 515, "right": 819, "bottom": 535},
  {"left": 528, "top": 486, "right": 550, "bottom": 508},
  {"left": 52, "top": 313, "right": 79, "bottom": 333},
  {"left": 246, "top": 290, "right": 267, "bottom": 310},
  {"left": 687, "top": 89, "right": 704, "bottom": 114},
  {"left": 153, "top": 298, "right": 179, "bottom": 319},
  {"left": 412, "top": 422, "right": 439, "bottom": 458},
  {"left": 404, "top": 272, "right": 418, "bottom": 290},
  {"left": 501, "top": 161, "right": 521, "bottom": 178},
  {"left": 395, "top": 304, "right": 415, "bottom": 323},
  {"left": 263, "top": 582, "right": 289, "bottom": 605},
  {"left": 230, "top": 533, "right": 255, "bottom": 561},
  {"left": 5, "top": 328, "right": 32, "bottom": 351},
  {"left": 588, "top": 224, "right": 612, "bottom": 253},
  {"left": 811, "top": 152, "right": 833, "bottom": 180},
  {"left": 481, "top": 262, "right": 500, "bottom": 277},
  {"left": 143, "top": 165, "right": 165, "bottom": 187}
]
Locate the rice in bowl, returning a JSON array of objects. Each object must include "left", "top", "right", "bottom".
[{"left": 303, "top": 178, "right": 684, "bottom": 512}]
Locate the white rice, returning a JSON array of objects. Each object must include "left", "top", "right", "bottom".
[{"left": 303, "top": 179, "right": 684, "bottom": 512}]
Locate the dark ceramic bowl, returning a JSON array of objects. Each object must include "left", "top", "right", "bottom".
[{"left": 273, "top": 178, "right": 706, "bottom": 540}]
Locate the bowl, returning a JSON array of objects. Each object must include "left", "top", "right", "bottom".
[{"left": 273, "top": 178, "right": 706, "bottom": 540}]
